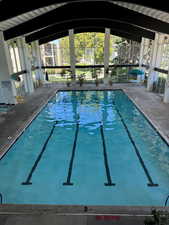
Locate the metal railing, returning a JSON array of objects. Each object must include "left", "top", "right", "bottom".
[
  {"left": 42, "top": 64, "right": 139, "bottom": 69},
  {"left": 43, "top": 64, "right": 140, "bottom": 83},
  {"left": 0, "top": 193, "right": 2, "bottom": 204}
]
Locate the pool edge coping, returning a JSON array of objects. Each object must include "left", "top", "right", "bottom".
[
  {"left": 0, "top": 204, "right": 169, "bottom": 215},
  {"left": 0, "top": 90, "right": 59, "bottom": 160},
  {"left": 0, "top": 87, "right": 169, "bottom": 159},
  {"left": 123, "top": 89, "right": 169, "bottom": 146}
]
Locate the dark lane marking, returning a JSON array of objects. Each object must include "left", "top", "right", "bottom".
[
  {"left": 100, "top": 123, "right": 116, "bottom": 186},
  {"left": 113, "top": 101, "right": 158, "bottom": 187},
  {"left": 63, "top": 123, "right": 79, "bottom": 186},
  {"left": 22, "top": 121, "right": 57, "bottom": 185}
]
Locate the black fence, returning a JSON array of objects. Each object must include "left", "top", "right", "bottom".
[{"left": 42, "top": 64, "right": 140, "bottom": 83}]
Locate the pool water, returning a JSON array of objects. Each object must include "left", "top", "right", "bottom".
[
  {"left": 0, "top": 90, "right": 169, "bottom": 205},
  {"left": 0, "top": 105, "right": 12, "bottom": 113}
]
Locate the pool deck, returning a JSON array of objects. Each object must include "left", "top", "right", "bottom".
[
  {"left": 0, "top": 82, "right": 169, "bottom": 224},
  {"left": 0, "top": 204, "right": 169, "bottom": 225}
]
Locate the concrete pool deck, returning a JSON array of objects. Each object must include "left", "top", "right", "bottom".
[{"left": 0, "top": 204, "right": 169, "bottom": 225}]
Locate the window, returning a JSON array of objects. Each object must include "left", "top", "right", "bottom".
[{"left": 75, "top": 32, "right": 104, "bottom": 65}]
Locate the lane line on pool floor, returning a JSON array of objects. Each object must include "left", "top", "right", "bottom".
[
  {"left": 113, "top": 101, "right": 158, "bottom": 187},
  {"left": 22, "top": 121, "right": 58, "bottom": 185},
  {"left": 100, "top": 123, "right": 116, "bottom": 186},
  {"left": 63, "top": 123, "right": 79, "bottom": 186}
]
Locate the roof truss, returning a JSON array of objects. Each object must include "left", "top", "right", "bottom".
[
  {"left": 0, "top": 1, "right": 169, "bottom": 23},
  {"left": 39, "top": 27, "right": 142, "bottom": 44},
  {"left": 25, "top": 19, "right": 155, "bottom": 43},
  {"left": 4, "top": 2, "right": 169, "bottom": 40}
]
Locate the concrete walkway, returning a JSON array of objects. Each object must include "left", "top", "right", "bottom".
[
  {"left": 0, "top": 214, "right": 147, "bottom": 225},
  {"left": 0, "top": 204, "right": 162, "bottom": 225}
]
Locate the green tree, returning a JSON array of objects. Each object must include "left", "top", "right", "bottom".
[
  {"left": 58, "top": 32, "right": 122, "bottom": 65},
  {"left": 74, "top": 32, "right": 105, "bottom": 64},
  {"left": 59, "top": 37, "right": 70, "bottom": 65}
]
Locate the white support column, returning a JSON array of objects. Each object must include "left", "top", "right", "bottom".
[
  {"left": 129, "top": 41, "right": 134, "bottom": 63},
  {"left": 16, "top": 38, "right": 29, "bottom": 93},
  {"left": 104, "top": 28, "right": 110, "bottom": 84},
  {"left": 163, "top": 38, "right": 169, "bottom": 103},
  {"left": 131, "top": 41, "right": 135, "bottom": 63},
  {"left": 143, "top": 38, "right": 152, "bottom": 66},
  {"left": 164, "top": 74, "right": 169, "bottom": 103},
  {"left": 20, "top": 38, "right": 34, "bottom": 93},
  {"left": 147, "top": 33, "right": 164, "bottom": 91},
  {"left": 40, "top": 45, "right": 46, "bottom": 66},
  {"left": 51, "top": 43, "right": 55, "bottom": 66},
  {"left": 139, "top": 38, "right": 145, "bottom": 69},
  {"left": 155, "top": 34, "right": 164, "bottom": 68},
  {"left": 31, "top": 40, "right": 44, "bottom": 85},
  {"left": 131, "top": 41, "right": 138, "bottom": 64},
  {"left": 56, "top": 40, "right": 62, "bottom": 66},
  {"left": 0, "top": 32, "right": 16, "bottom": 104},
  {"left": 138, "top": 38, "right": 146, "bottom": 82},
  {"left": 36, "top": 41, "right": 45, "bottom": 82},
  {"left": 69, "top": 29, "right": 76, "bottom": 84},
  {"left": 147, "top": 33, "right": 159, "bottom": 91}
]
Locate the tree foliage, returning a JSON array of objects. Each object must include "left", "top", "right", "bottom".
[{"left": 58, "top": 32, "right": 122, "bottom": 65}]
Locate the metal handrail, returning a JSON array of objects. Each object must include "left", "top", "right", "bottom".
[
  {"left": 165, "top": 195, "right": 169, "bottom": 206},
  {"left": 154, "top": 67, "right": 168, "bottom": 75},
  {"left": 142, "top": 64, "right": 168, "bottom": 75},
  {"left": 0, "top": 193, "right": 2, "bottom": 204},
  {"left": 10, "top": 70, "right": 27, "bottom": 77}
]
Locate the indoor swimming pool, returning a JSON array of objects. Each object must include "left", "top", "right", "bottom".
[{"left": 0, "top": 90, "right": 169, "bottom": 205}]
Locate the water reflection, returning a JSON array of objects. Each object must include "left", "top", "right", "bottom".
[{"left": 46, "top": 91, "right": 118, "bottom": 130}]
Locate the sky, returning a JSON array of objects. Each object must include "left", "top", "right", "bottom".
[{"left": 51, "top": 40, "right": 59, "bottom": 44}]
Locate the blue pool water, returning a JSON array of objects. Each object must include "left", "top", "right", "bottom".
[
  {"left": 0, "top": 105, "right": 12, "bottom": 112},
  {"left": 0, "top": 90, "right": 169, "bottom": 205}
]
